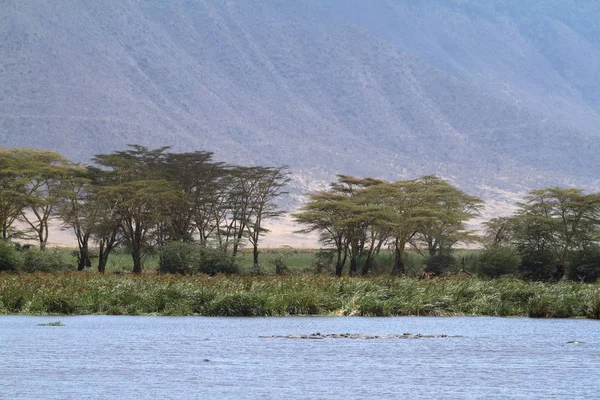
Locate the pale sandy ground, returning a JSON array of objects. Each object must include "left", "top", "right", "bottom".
[{"left": 37, "top": 215, "right": 320, "bottom": 249}]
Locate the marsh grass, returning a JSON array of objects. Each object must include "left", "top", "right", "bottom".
[{"left": 1, "top": 272, "right": 599, "bottom": 318}]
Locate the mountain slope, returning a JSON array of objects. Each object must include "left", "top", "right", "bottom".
[{"left": 1, "top": 0, "right": 599, "bottom": 200}]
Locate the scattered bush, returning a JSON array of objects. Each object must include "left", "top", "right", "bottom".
[
  {"left": 477, "top": 247, "right": 521, "bottom": 278},
  {"left": 195, "top": 247, "right": 239, "bottom": 275},
  {"left": 21, "top": 247, "right": 74, "bottom": 273},
  {"left": 424, "top": 254, "right": 456, "bottom": 276},
  {"left": 272, "top": 255, "right": 288, "bottom": 275},
  {"left": 312, "top": 249, "right": 335, "bottom": 274},
  {"left": 519, "top": 250, "right": 556, "bottom": 281},
  {"left": 567, "top": 248, "right": 600, "bottom": 283},
  {"left": 158, "top": 242, "right": 239, "bottom": 275},
  {"left": 0, "top": 241, "right": 23, "bottom": 272},
  {"left": 158, "top": 241, "right": 198, "bottom": 274}
]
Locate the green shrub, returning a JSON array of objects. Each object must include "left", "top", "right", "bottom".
[
  {"left": 272, "top": 255, "right": 288, "bottom": 275},
  {"left": 519, "top": 250, "right": 556, "bottom": 281},
  {"left": 21, "top": 248, "right": 74, "bottom": 273},
  {"left": 477, "top": 247, "right": 521, "bottom": 278},
  {"left": 424, "top": 254, "right": 456, "bottom": 276},
  {"left": 312, "top": 249, "right": 335, "bottom": 274},
  {"left": 567, "top": 248, "right": 600, "bottom": 283},
  {"left": 158, "top": 241, "right": 199, "bottom": 274},
  {"left": 0, "top": 241, "right": 23, "bottom": 272},
  {"left": 457, "top": 251, "right": 482, "bottom": 274},
  {"left": 158, "top": 242, "right": 239, "bottom": 275},
  {"left": 195, "top": 247, "right": 239, "bottom": 276},
  {"left": 404, "top": 252, "right": 426, "bottom": 276}
]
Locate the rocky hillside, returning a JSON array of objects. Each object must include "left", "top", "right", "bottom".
[{"left": 1, "top": 0, "right": 599, "bottom": 202}]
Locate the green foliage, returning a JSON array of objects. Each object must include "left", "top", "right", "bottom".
[
  {"left": 195, "top": 247, "right": 239, "bottom": 276},
  {"left": 294, "top": 175, "right": 482, "bottom": 276},
  {"left": 1, "top": 273, "right": 600, "bottom": 318},
  {"left": 0, "top": 241, "right": 23, "bottom": 271},
  {"left": 519, "top": 250, "right": 557, "bottom": 282},
  {"left": 207, "top": 292, "right": 272, "bottom": 316},
  {"left": 271, "top": 254, "right": 288, "bottom": 275},
  {"left": 158, "top": 242, "right": 239, "bottom": 276},
  {"left": 424, "top": 254, "right": 456, "bottom": 276},
  {"left": 567, "top": 247, "right": 600, "bottom": 283},
  {"left": 477, "top": 246, "right": 521, "bottom": 278},
  {"left": 158, "top": 241, "right": 198, "bottom": 274},
  {"left": 21, "top": 248, "right": 74, "bottom": 273},
  {"left": 527, "top": 287, "right": 587, "bottom": 318}
]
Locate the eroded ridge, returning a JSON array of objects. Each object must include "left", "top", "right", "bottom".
[{"left": 259, "top": 333, "right": 463, "bottom": 340}]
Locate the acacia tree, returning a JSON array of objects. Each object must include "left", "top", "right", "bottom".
[
  {"left": 244, "top": 166, "right": 290, "bottom": 272},
  {"left": 109, "top": 180, "right": 184, "bottom": 273},
  {"left": 331, "top": 176, "right": 384, "bottom": 276},
  {"left": 294, "top": 191, "right": 351, "bottom": 276},
  {"left": 342, "top": 195, "right": 388, "bottom": 276},
  {"left": 294, "top": 175, "right": 386, "bottom": 276},
  {"left": 162, "top": 151, "right": 226, "bottom": 243},
  {"left": 483, "top": 187, "right": 600, "bottom": 281},
  {"left": 413, "top": 176, "right": 483, "bottom": 257},
  {"left": 483, "top": 216, "right": 518, "bottom": 248},
  {"left": 93, "top": 146, "right": 185, "bottom": 273},
  {"left": 16, "top": 150, "right": 80, "bottom": 250},
  {"left": 89, "top": 186, "right": 122, "bottom": 274},
  {"left": 0, "top": 149, "right": 36, "bottom": 239},
  {"left": 516, "top": 188, "right": 600, "bottom": 280},
  {"left": 362, "top": 180, "right": 427, "bottom": 276},
  {"left": 55, "top": 169, "right": 95, "bottom": 270},
  {"left": 212, "top": 168, "right": 247, "bottom": 254}
]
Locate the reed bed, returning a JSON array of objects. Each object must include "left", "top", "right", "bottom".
[{"left": 1, "top": 273, "right": 599, "bottom": 318}]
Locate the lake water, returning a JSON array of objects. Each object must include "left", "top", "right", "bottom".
[{"left": 1, "top": 316, "right": 599, "bottom": 399}]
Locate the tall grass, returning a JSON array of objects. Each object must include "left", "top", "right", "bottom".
[{"left": 1, "top": 273, "right": 599, "bottom": 318}]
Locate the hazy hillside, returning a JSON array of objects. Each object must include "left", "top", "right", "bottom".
[
  {"left": 322, "top": 0, "right": 600, "bottom": 133},
  {"left": 1, "top": 0, "right": 599, "bottom": 203}
]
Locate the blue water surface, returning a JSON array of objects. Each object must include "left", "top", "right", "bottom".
[{"left": 1, "top": 316, "right": 598, "bottom": 399}]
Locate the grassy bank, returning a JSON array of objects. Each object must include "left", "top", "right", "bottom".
[{"left": 1, "top": 273, "right": 599, "bottom": 318}]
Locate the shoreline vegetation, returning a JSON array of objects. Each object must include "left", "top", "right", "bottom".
[
  {"left": 1, "top": 273, "right": 599, "bottom": 319},
  {"left": 2, "top": 145, "right": 600, "bottom": 319}
]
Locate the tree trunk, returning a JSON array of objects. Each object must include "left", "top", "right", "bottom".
[
  {"left": 97, "top": 233, "right": 118, "bottom": 274},
  {"left": 77, "top": 244, "right": 88, "bottom": 271},
  {"left": 349, "top": 256, "right": 358, "bottom": 276},
  {"left": 552, "top": 263, "right": 566, "bottom": 282},
  {"left": 335, "top": 261, "right": 343, "bottom": 277},
  {"left": 392, "top": 245, "right": 405, "bottom": 276},
  {"left": 98, "top": 255, "right": 107, "bottom": 274},
  {"left": 252, "top": 244, "right": 261, "bottom": 274},
  {"left": 76, "top": 233, "right": 92, "bottom": 271},
  {"left": 132, "top": 247, "right": 143, "bottom": 274},
  {"left": 39, "top": 220, "right": 49, "bottom": 251},
  {"left": 335, "top": 247, "right": 344, "bottom": 277},
  {"left": 361, "top": 257, "right": 372, "bottom": 276},
  {"left": 39, "top": 225, "right": 47, "bottom": 250}
]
